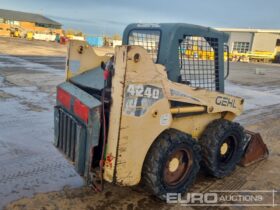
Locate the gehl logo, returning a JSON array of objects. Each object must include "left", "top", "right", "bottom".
[{"left": 216, "top": 96, "right": 236, "bottom": 108}]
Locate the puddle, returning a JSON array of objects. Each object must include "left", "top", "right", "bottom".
[
  {"left": 0, "top": 54, "right": 84, "bottom": 209},
  {"left": 0, "top": 86, "right": 51, "bottom": 110},
  {"left": 0, "top": 75, "right": 4, "bottom": 87},
  {"left": 0, "top": 54, "right": 63, "bottom": 75}
]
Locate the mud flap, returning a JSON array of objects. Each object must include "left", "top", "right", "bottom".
[{"left": 239, "top": 130, "right": 269, "bottom": 167}]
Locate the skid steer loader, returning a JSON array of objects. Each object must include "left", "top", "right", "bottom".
[{"left": 54, "top": 23, "right": 268, "bottom": 199}]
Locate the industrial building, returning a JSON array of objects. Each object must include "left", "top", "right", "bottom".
[
  {"left": 216, "top": 28, "right": 280, "bottom": 53},
  {"left": 0, "top": 9, "right": 62, "bottom": 37}
]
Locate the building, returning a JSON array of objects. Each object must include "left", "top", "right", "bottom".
[
  {"left": 0, "top": 9, "right": 62, "bottom": 37},
  {"left": 216, "top": 28, "right": 280, "bottom": 53}
]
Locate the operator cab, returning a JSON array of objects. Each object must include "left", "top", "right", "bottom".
[{"left": 123, "top": 23, "right": 229, "bottom": 92}]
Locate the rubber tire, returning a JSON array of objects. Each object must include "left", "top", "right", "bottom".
[
  {"left": 199, "top": 119, "right": 245, "bottom": 178},
  {"left": 142, "top": 129, "right": 201, "bottom": 200}
]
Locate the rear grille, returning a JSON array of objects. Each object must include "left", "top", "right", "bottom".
[{"left": 57, "top": 108, "right": 80, "bottom": 162}]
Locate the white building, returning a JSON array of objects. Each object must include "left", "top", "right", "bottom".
[{"left": 216, "top": 28, "right": 280, "bottom": 53}]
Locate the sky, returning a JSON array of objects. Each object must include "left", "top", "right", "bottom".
[{"left": 0, "top": 0, "right": 279, "bottom": 35}]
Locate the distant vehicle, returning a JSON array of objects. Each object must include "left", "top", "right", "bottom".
[{"left": 10, "top": 28, "right": 21, "bottom": 38}]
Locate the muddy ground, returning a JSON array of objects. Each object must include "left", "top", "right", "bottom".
[{"left": 0, "top": 37, "right": 279, "bottom": 210}]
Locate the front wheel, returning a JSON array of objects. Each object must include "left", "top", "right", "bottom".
[
  {"left": 199, "top": 119, "right": 245, "bottom": 178},
  {"left": 142, "top": 129, "right": 201, "bottom": 200}
]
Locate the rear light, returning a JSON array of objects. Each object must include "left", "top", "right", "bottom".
[
  {"left": 57, "top": 88, "right": 71, "bottom": 110},
  {"left": 74, "top": 98, "right": 89, "bottom": 123}
]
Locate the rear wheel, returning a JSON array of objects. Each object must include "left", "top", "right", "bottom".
[
  {"left": 199, "top": 119, "right": 245, "bottom": 178},
  {"left": 142, "top": 129, "right": 201, "bottom": 200}
]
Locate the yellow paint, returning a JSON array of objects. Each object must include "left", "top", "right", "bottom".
[
  {"left": 71, "top": 45, "right": 245, "bottom": 186},
  {"left": 170, "top": 106, "right": 206, "bottom": 114},
  {"left": 185, "top": 47, "right": 231, "bottom": 61},
  {"left": 66, "top": 40, "right": 110, "bottom": 80},
  {"left": 223, "top": 112, "right": 236, "bottom": 121},
  {"left": 220, "top": 143, "right": 228, "bottom": 155},
  {"left": 232, "top": 50, "right": 277, "bottom": 62},
  {"left": 162, "top": 79, "right": 243, "bottom": 116},
  {"left": 169, "top": 158, "right": 180, "bottom": 172},
  {"left": 14, "top": 31, "right": 20, "bottom": 37},
  {"left": 26, "top": 32, "right": 33, "bottom": 40},
  {"left": 171, "top": 113, "right": 222, "bottom": 138},
  {"left": 0, "top": 22, "right": 63, "bottom": 37},
  {"left": 103, "top": 46, "right": 127, "bottom": 183},
  {"left": 115, "top": 98, "right": 171, "bottom": 185}
]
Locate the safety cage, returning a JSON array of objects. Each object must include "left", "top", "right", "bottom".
[
  {"left": 179, "top": 36, "right": 219, "bottom": 91},
  {"left": 128, "top": 29, "right": 161, "bottom": 63},
  {"left": 123, "top": 23, "right": 229, "bottom": 92}
]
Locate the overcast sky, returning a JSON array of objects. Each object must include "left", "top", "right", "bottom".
[{"left": 1, "top": 0, "right": 279, "bottom": 35}]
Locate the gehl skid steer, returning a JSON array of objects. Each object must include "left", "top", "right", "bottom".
[{"left": 54, "top": 23, "right": 268, "bottom": 199}]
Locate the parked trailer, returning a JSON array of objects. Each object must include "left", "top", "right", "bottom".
[
  {"left": 231, "top": 50, "right": 279, "bottom": 63},
  {"left": 33, "top": 33, "right": 56, "bottom": 41}
]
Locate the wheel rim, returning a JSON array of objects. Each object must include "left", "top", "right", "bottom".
[
  {"left": 218, "top": 136, "right": 237, "bottom": 164},
  {"left": 163, "top": 148, "right": 193, "bottom": 186}
]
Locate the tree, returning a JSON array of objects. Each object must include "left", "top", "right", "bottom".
[{"left": 64, "top": 29, "right": 83, "bottom": 36}]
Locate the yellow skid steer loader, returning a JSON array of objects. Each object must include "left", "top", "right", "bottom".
[{"left": 54, "top": 23, "right": 268, "bottom": 199}]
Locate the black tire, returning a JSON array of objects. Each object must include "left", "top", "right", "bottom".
[
  {"left": 142, "top": 129, "right": 201, "bottom": 200},
  {"left": 199, "top": 119, "right": 245, "bottom": 178}
]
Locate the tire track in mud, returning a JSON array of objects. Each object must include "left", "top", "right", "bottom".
[
  {"left": 0, "top": 161, "right": 71, "bottom": 184},
  {"left": 0, "top": 151, "right": 81, "bottom": 208},
  {"left": 190, "top": 160, "right": 265, "bottom": 193},
  {"left": 187, "top": 161, "right": 267, "bottom": 210},
  {"left": 0, "top": 150, "right": 77, "bottom": 185}
]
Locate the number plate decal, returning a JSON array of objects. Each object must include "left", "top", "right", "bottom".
[{"left": 124, "top": 84, "right": 163, "bottom": 116}]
